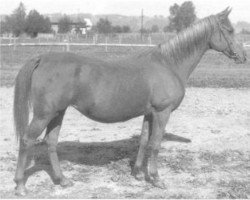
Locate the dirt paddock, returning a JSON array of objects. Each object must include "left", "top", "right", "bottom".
[{"left": 0, "top": 87, "right": 250, "bottom": 198}]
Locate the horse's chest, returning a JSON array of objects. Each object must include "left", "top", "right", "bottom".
[{"left": 151, "top": 73, "right": 185, "bottom": 111}]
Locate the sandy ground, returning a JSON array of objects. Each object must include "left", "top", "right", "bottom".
[{"left": 0, "top": 87, "right": 250, "bottom": 198}]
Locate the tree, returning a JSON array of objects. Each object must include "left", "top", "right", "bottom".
[
  {"left": 58, "top": 15, "right": 72, "bottom": 33},
  {"left": 168, "top": 1, "right": 196, "bottom": 32},
  {"left": 113, "top": 25, "right": 122, "bottom": 33},
  {"left": 88, "top": 25, "right": 98, "bottom": 35},
  {"left": 0, "top": 17, "right": 12, "bottom": 34},
  {"left": 74, "top": 20, "right": 87, "bottom": 34},
  {"left": 96, "top": 18, "right": 112, "bottom": 34},
  {"left": 122, "top": 25, "right": 131, "bottom": 33},
  {"left": 139, "top": 28, "right": 150, "bottom": 34},
  {"left": 8, "top": 2, "right": 26, "bottom": 36},
  {"left": 1, "top": 2, "right": 52, "bottom": 37},
  {"left": 163, "top": 25, "right": 173, "bottom": 33},
  {"left": 25, "top": 10, "right": 51, "bottom": 37},
  {"left": 151, "top": 25, "right": 159, "bottom": 33}
]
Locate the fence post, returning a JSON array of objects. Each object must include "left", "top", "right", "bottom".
[
  {"left": 148, "top": 36, "right": 152, "bottom": 45},
  {"left": 119, "top": 35, "right": 122, "bottom": 44},
  {"left": 13, "top": 38, "right": 17, "bottom": 51},
  {"left": 66, "top": 43, "right": 70, "bottom": 52},
  {"left": 105, "top": 37, "right": 108, "bottom": 52}
]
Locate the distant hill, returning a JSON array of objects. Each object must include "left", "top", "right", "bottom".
[
  {"left": 92, "top": 14, "right": 169, "bottom": 32},
  {"left": 93, "top": 14, "right": 141, "bottom": 31},
  {"left": 45, "top": 13, "right": 93, "bottom": 23},
  {"left": 144, "top": 15, "right": 169, "bottom": 31}
]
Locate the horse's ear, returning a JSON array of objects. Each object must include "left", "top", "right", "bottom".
[{"left": 218, "top": 7, "right": 232, "bottom": 19}]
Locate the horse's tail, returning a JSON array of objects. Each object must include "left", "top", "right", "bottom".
[{"left": 13, "top": 57, "right": 41, "bottom": 142}]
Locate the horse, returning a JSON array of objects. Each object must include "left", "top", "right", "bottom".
[{"left": 13, "top": 8, "right": 246, "bottom": 195}]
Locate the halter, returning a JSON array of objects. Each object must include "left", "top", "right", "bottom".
[{"left": 217, "top": 20, "right": 239, "bottom": 60}]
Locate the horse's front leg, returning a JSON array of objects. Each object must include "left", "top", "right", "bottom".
[
  {"left": 132, "top": 114, "right": 152, "bottom": 180},
  {"left": 146, "top": 108, "right": 171, "bottom": 188}
]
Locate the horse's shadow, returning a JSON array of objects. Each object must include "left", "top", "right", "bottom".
[{"left": 24, "top": 132, "right": 191, "bottom": 184}]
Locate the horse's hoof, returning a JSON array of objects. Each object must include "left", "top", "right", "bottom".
[
  {"left": 133, "top": 171, "right": 145, "bottom": 181},
  {"left": 146, "top": 175, "right": 166, "bottom": 189},
  {"left": 152, "top": 179, "right": 166, "bottom": 189},
  {"left": 131, "top": 168, "right": 145, "bottom": 181},
  {"left": 15, "top": 186, "right": 28, "bottom": 196},
  {"left": 60, "top": 178, "right": 73, "bottom": 188}
]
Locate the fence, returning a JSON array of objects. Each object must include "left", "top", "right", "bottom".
[
  {"left": 1, "top": 32, "right": 250, "bottom": 51},
  {"left": 0, "top": 33, "right": 176, "bottom": 44}
]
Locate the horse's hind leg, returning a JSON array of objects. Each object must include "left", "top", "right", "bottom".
[
  {"left": 14, "top": 115, "right": 52, "bottom": 196},
  {"left": 44, "top": 110, "right": 73, "bottom": 188}
]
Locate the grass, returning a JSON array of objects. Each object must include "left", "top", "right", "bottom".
[
  {"left": 189, "top": 68, "right": 250, "bottom": 88},
  {"left": 6, "top": 140, "right": 248, "bottom": 198},
  {"left": 0, "top": 46, "right": 250, "bottom": 88},
  {"left": 217, "top": 180, "right": 250, "bottom": 199}
]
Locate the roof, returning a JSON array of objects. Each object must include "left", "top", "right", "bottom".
[{"left": 51, "top": 18, "right": 92, "bottom": 27}]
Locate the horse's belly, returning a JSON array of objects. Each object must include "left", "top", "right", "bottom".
[
  {"left": 86, "top": 110, "right": 143, "bottom": 123},
  {"left": 73, "top": 67, "right": 152, "bottom": 123},
  {"left": 73, "top": 90, "right": 150, "bottom": 123},
  {"left": 77, "top": 101, "right": 147, "bottom": 123}
]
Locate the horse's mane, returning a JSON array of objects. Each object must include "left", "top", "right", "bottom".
[
  {"left": 135, "top": 15, "right": 218, "bottom": 65},
  {"left": 159, "top": 15, "right": 218, "bottom": 64}
]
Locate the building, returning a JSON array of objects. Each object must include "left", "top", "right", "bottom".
[{"left": 51, "top": 18, "right": 93, "bottom": 34}]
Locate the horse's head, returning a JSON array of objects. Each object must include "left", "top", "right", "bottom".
[{"left": 209, "top": 7, "right": 247, "bottom": 63}]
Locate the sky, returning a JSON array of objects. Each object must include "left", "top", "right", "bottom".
[{"left": 0, "top": 0, "right": 249, "bottom": 23}]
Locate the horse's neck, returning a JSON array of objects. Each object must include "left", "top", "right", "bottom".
[
  {"left": 175, "top": 44, "right": 209, "bottom": 84},
  {"left": 159, "top": 17, "right": 214, "bottom": 84}
]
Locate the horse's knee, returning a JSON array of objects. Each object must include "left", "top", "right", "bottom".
[
  {"left": 27, "top": 116, "right": 51, "bottom": 140},
  {"left": 45, "top": 134, "right": 58, "bottom": 152},
  {"left": 21, "top": 136, "right": 36, "bottom": 148},
  {"left": 140, "top": 130, "right": 150, "bottom": 146},
  {"left": 148, "top": 146, "right": 159, "bottom": 155},
  {"left": 46, "top": 143, "right": 57, "bottom": 153}
]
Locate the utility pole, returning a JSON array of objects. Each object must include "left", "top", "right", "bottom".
[{"left": 141, "top": 9, "right": 144, "bottom": 41}]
